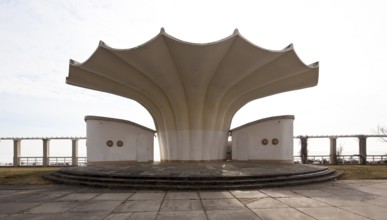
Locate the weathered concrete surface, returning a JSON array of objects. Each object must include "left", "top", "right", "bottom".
[{"left": 1, "top": 180, "right": 387, "bottom": 219}]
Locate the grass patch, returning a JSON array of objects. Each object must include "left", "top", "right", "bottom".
[
  {"left": 0, "top": 167, "right": 60, "bottom": 185},
  {"left": 1, "top": 165, "right": 387, "bottom": 185},
  {"left": 327, "top": 165, "right": 387, "bottom": 180}
]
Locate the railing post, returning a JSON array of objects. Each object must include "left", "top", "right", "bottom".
[
  {"left": 43, "top": 138, "right": 50, "bottom": 166},
  {"left": 72, "top": 139, "right": 79, "bottom": 166},
  {"left": 300, "top": 136, "right": 308, "bottom": 164},
  {"left": 13, "top": 139, "right": 21, "bottom": 167},
  {"left": 329, "top": 137, "right": 337, "bottom": 165},
  {"left": 358, "top": 135, "right": 367, "bottom": 165}
]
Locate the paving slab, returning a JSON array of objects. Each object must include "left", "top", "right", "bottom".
[
  {"left": 298, "top": 207, "right": 370, "bottom": 220},
  {"left": 0, "top": 191, "right": 44, "bottom": 202},
  {"left": 320, "top": 187, "right": 372, "bottom": 197},
  {"left": 199, "top": 191, "right": 234, "bottom": 199},
  {"left": 69, "top": 200, "right": 122, "bottom": 213},
  {"left": 260, "top": 189, "right": 300, "bottom": 197},
  {"left": 292, "top": 189, "right": 336, "bottom": 197},
  {"left": 160, "top": 199, "right": 203, "bottom": 211},
  {"left": 341, "top": 205, "right": 387, "bottom": 220},
  {"left": 104, "top": 213, "right": 134, "bottom": 220},
  {"left": 105, "top": 212, "right": 158, "bottom": 220},
  {"left": 129, "top": 192, "right": 165, "bottom": 200},
  {"left": 0, "top": 190, "right": 24, "bottom": 196},
  {"left": 2, "top": 213, "right": 62, "bottom": 220},
  {"left": 206, "top": 209, "right": 259, "bottom": 220},
  {"left": 55, "top": 193, "right": 99, "bottom": 201},
  {"left": 0, "top": 202, "right": 41, "bottom": 214},
  {"left": 22, "top": 192, "right": 66, "bottom": 202},
  {"left": 26, "top": 201, "right": 78, "bottom": 213},
  {"left": 165, "top": 192, "right": 199, "bottom": 200},
  {"left": 156, "top": 210, "right": 207, "bottom": 220},
  {"left": 312, "top": 195, "right": 378, "bottom": 207},
  {"left": 127, "top": 212, "right": 158, "bottom": 220},
  {"left": 92, "top": 192, "right": 132, "bottom": 201},
  {"left": 365, "top": 196, "right": 387, "bottom": 208},
  {"left": 246, "top": 197, "right": 289, "bottom": 209},
  {"left": 238, "top": 198, "right": 261, "bottom": 205},
  {"left": 278, "top": 197, "right": 331, "bottom": 208},
  {"left": 58, "top": 212, "right": 108, "bottom": 220},
  {"left": 252, "top": 207, "right": 315, "bottom": 220},
  {"left": 202, "top": 198, "right": 245, "bottom": 210},
  {"left": 114, "top": 200, "right": 163, "bottom": 212},
  {"left": 230, "top": 190, "right": 267, "bottom": 199}
]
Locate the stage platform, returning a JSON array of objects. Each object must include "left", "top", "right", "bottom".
[{"left": 44, "top": 162, "right": 340, "bottom": 190}]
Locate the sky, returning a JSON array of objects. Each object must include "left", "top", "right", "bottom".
[{"left": 1, "top": 0, "right": 387, "bottom": 159}]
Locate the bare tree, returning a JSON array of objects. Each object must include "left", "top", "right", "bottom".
[
  {"left": 377, "top": 125, "right": 387, "bottom": 142},
  {"left": 336, "top": 144, "right": 343, "bottom": 157}
]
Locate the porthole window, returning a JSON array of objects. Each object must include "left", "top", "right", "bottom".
[
  {"left": 272, "top": 138, "right": 279, "bottom": 145},
  {"left": 117, "top": 140, "right": 124, "bottom": 147},
  {"left": 106, "top": 140, "right": 114, "bottom": 147},
  {"left": 261, "top": 138, "right": 269, "bottom": 145}
]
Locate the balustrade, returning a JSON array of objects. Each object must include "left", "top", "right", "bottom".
[
  {"left": 1, "top": 135, "right": 386, "bottom": 166},
  {"left": 0, "top": 137, "right": 85, "bottom": 167}
]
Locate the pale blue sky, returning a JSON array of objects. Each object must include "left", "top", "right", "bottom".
[{"left": 1, "top": 0, "right": 387, "bottom": 157}]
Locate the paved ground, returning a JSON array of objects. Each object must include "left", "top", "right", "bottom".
[{"left": 0, "top": 180, "right": 387, "bottom": 219}]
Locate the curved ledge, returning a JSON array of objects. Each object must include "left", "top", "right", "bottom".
[
  {"left": 231, "top": 115, "right": 295, "bottom": 133},
  {"left": 84, "top": 115, "right": 156, "bottom": 133},
  {"left": 70, "top": 28, "right": 314, "bottom": 66}
]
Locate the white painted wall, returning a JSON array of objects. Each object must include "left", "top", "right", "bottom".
[
  {"left": 85, "top": 116, "right": 155, "bottom": 164},
  {"left": 231, "top": 115, "right": 294, "bottom": 163}
]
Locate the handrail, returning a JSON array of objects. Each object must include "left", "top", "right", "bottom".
[
  {"left": 0, "top": 137, "right": 86, "bottom": 140},
  {"left": 295, "top": 134, "right": 387, "bottom": 138},
  {"left": 15, "top": 156, "right": 87, "bottom": 166}
]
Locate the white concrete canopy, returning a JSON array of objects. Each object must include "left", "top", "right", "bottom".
[{"left": 66, "top": 28, "right": 319, "bottom": 161}]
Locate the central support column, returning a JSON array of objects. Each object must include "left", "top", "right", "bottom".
[{"left": 159, "top": 130, "right": 229, "bottom": 161}]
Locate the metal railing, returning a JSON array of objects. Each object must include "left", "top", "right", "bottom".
[
  {"left": 15, "top": 157, "right": 87, "bottom": 167},
  {"left": 294, "top": 155, "right": 387, "bottom": 165},
  {"left": 1, "top": 135, "right": 386, "bottom": 166}
]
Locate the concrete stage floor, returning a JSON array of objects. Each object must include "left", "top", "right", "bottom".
[
  {"left": 43, "top": 162, "right": 340, "bottom": 190},
  {"left": 60, "top": 162, "right": 328, "bottom": 178}
]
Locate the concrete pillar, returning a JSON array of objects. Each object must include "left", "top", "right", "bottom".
[
  {"left": 72, "top": 139, "right": 78, "bottom": 166},
  {"left": 300, "top": 136, "right": 308, "bottom": 164},
  {"left": 329, "top": 137, "right": 337, "bottom": 165},
  {"left": 13, "top": 139, "right": 21, "bottom": 167},
  {"left": 358, "top": 136, "right": 367, "bottom": 165},
  {"left": 43, "top": 139, "right": 50, "bottom": 166}
]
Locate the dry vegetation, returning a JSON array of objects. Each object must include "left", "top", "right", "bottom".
[
  {"left": 327, "top": 165, "right": 387, "bottom": 180},
  {"left": 1, "top": 165, "right": 387, "bottom": 185},
  {"left": 0, "top": 167, "right": 60, "bottom": 184}
]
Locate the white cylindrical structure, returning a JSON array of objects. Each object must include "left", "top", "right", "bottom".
[
  {"left": 85, "top": 116, "right": 156, "bottom": 165},
  {"left": 231, "top": 115, "right": 294, "bottom": 163}
]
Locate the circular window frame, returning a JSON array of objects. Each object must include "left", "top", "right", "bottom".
[
  {"left": 261, "top": 138, "right": 269, "bottom": 145},
  {"left": 106, "top": 140, "right": 114, "bottom": 147}
]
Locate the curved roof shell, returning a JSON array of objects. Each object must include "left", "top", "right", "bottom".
[{"left": 67, "top": 28, "right": 318, "bottom": 161}]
